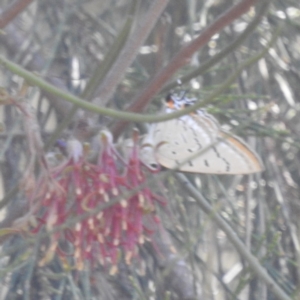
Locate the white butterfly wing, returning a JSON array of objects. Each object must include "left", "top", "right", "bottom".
[
  {"left": 151, "top": 117, "right": 264, "bottom": 174},
  {"left": 218, "top": 131, "right": 264, "bottom": 174},
  {"left": 154, "top": 113, "right": 218, "bottom": 147}
]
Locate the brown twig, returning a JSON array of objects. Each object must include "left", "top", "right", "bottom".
[
  {"left": 111, "top": 0, "right": 258, "bottom": 138},
  {"left": 0, "top": 0, "right": 34, "bottom": 29}
]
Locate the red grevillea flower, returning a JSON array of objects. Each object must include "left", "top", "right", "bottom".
[{"left": 32, "top": 130, "right": 165, "bottom": 271}]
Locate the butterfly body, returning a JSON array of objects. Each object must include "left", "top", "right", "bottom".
[{"left": 142, "top": 94, "right": 264, "bottom": 174}]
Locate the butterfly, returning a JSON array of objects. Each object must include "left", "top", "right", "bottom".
[{"left": 141, "top": 93, "right": 264, "bottom": 174}]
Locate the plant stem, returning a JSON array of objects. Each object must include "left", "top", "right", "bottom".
[{"left": 0, "top": 27, "right": 280, "bottom": 126}]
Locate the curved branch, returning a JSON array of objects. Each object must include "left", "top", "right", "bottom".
[
  {"left": 0, "top": 23, "right": 73, "bottom": 116},
  {"left": 0, "top": 28, "right": 279, "bottom": 125}
]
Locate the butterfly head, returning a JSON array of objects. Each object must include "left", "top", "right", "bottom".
[
  {"left": 165, "top": 93, "right": 177, "bottom": 110},
  {"left": 165, "top": 93, "right": 199, "bottom": 116}
]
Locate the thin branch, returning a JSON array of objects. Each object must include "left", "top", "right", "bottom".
[
  {"left": 0, "top": 0, "right": 34, "bottom": 29},
  {"left": 82, "top": 0, "right": 139, "bottom": 101},
  {"left": 176, "top": 173, "right": 291, "bottom": 300},
  {"left": 161, "top": 0, "right": 271, "bottom": 93},
  {"left": 92, "top": 0, "right": 170, "bottom": 106},
  {"left": 0, "top": 27, "right": 280, "bottom": 125}
]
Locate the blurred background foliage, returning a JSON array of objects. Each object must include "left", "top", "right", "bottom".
[{"left": 0, "top": 0, "right": 300, "bottom": 299}]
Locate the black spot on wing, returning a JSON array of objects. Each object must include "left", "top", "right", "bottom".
[
  {"left": 224, "top": 159, "right": 230, "bottom": 172},
  {"left": 213, "top": 141, "right": 231, "bottom": 172},
  {"left": 212, "top": 146, "right": 220, "bottom": 158},
  {"left": 190, "top": 125, "right": 203, "bottom": 150},
  {"left": 177, "top": 118, "right": 204, "bottom": 151},
  {"left": 150, "top": 163, "right": 159, "bottom": 169},
  {"left": 204, "top": 159, "right": 209, "bottom": 167}
]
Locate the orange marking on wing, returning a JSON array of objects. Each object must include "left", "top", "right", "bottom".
[
  {"left": 166, "top": 99, "right": 175, "bottom": 109},
  {"left": 221, "top": 132, "right": 263, "bottom": 171}
]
